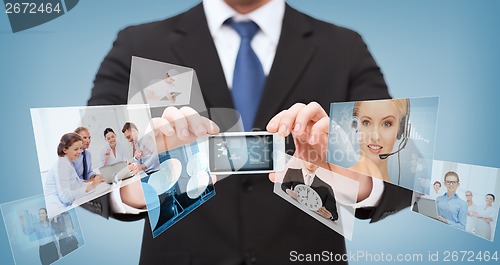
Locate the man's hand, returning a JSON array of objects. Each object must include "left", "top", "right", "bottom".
[
  {"left": 121, "top": 107, "right": 220, "bottom": 209},
  {"left": 84, "top": 174, "right": 100, "bottom": 183},
  {"left": 134, "top": 150, "right": 143, "bottom": 160},
  {"left": 86, "top": 175, "right": 104, "bottom": 192},
  {"left": 266, "top": 102, "right": 373, "bottom": 202},
  {"left": 286, "top": 189, "right": 298, "bottom": 200},
  {"left": 317, "top": 207, "right": 333, "bottom": 220},
  {"left": 148, "top": 106, "right": 220, "bottom": 153},
  {"left": 267, "top": 102, "right": 330, "bottom": 169}
]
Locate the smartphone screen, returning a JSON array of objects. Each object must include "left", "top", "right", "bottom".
[{"left": 209, "top": 134, "right": 274, "bottom": 173}]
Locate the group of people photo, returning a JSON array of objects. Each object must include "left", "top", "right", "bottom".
[
  {"left": 413, "top": 161, "right": 499, "bottom": 241},
  {"left": 31, "top": 105, "right": 159, "bottom": 218},
  {"left": 1, "top": 196, "right": 84, "bottom": 265}
]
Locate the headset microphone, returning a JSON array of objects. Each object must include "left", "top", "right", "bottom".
[
  {"left": 378, "top": 99, "right": 411, "bottom": 160},
  {"left": 379, "top": 134, "right": 409, "bottom": 159}
]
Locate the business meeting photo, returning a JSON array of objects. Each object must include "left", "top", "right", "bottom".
[
  {"left": 412, "top": 160, "right": 500, "bottom": 241},
  {"left": 30, "top": 105, "right": 159, "bottom": 218}
]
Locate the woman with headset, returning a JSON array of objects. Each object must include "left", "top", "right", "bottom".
[{"left": 350, "top": 99, "right": 410, "bottom": 182}]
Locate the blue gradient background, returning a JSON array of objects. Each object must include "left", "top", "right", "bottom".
[{"left": 1, "top": 0, "right": 499, "bottom": 264}]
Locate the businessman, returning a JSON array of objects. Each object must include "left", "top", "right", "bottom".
[
  {"left": 86, "top": 0, "right": 413, "bottom": 264},
  {"left": 121, "top": 122, "right": 160, "bottom": 174},
  {"left": 73, "top": 127, "right": 98, "bottom": 181},
  {"left": 282, "top": 160, "right": 339, "bottom": 221}
]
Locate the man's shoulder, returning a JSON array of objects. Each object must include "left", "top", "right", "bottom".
[
  {"left": 285, "top": 168, "right": 301, "bottom": 174},
  {"left": 117, "top": 15, "right": 177, "bottom": 38},
  {"left": 436, "top": 194, "right": 445, "bottom": 201},
  {"left": 116, "top": 3, "right": 201, "bottom": 38},
  {"left": 285, "top": 4, "right": 363, "bottom": 41},
  {"left": 283, "top": 168, "right": 301, "bottom": 180}
]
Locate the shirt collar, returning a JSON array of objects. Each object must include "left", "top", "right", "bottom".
[
  {"left": 301, "top": 167, "right": 316, "bottom": 177},
  {"left": 443, "top": 192, "right": 458, "bottom": 199},
  {"left": 203, "top": 0, "right": 285, "bottom": 45}
]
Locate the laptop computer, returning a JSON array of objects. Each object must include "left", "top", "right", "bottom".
[
  {"left": 99, "top": 161, "right": 131, "bottom": 184},
  {"left": 416, "top": 197, "right": 439, "bottom": 220}
]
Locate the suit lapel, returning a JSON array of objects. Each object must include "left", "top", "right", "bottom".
[
  {"left": 170, "top": 4, "right": 233, "bottom": 110},
  {"left": 253, "top": 5, "right": 316, "bottom": 130},
  {"left": 170, "top": 4, "right": 317, "bottom": 130}
]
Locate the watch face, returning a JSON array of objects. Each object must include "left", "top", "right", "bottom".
[{"left": 294, "top": 184, "right": 322, "bottom": 211}]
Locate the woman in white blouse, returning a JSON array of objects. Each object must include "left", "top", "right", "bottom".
[
  {"left": 473, "top": 194, "right": 497, "bottom": 240},
  {"left": 44, "top": 133, "right": 103, "bottom": 215},
  {"left": 100, "top": 128, "right": 131, "bottom": 167}
]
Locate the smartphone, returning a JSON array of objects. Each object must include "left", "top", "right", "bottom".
[{"left": 208, "top": 132, "right": 285, "bottom": 175}]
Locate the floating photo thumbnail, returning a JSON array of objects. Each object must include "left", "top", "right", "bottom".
[
  {"left": 142, "top": 140, "right": 215, "bottom": 237},
  {"left": 327, "top": 97, "right": 439, "bottom": 193},
  {"left": 1, "top": 195, "right": 84, "bottom": 265},
  {"left": 31, "top": 104, "right": 158, "bottom": 218},
  {"left": 412, "top": 160, "right": 500, "bottom": 242},
  {"left": 273, "top": 155, "right": 358, "bottom": 240},
  {"left": 128, "top": 57, "right": 195, "bottom": 108}
]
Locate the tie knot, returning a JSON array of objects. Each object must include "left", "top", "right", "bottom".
[{"left": 226, "top": 18, "right": 259, "bottom": 40}]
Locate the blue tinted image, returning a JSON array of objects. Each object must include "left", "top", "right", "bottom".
[
  {"left": 141, "top": 142, "right": 215, "bottom": 237},
  {"left": 1, "top": 195, "right": 84, "bottom": 265},
  {"left": 209, "top": 135, "right": 273, "bottom": 173},
  {"left": 327, "top": 97, "right": 439, "bottom": 192}
]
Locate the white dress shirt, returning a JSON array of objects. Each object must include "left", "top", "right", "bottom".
[
  {"left": 301, "top": 167, "right": 316, "bottom": 186},
  {"left": 99, "top": 141, "right": 131, "bottom": 168},
  {"left": 203, "top": 0, "right": 285, "bottom": 88},
  {"left": 45, "top": 156, "right": 90, "bottom": 209}
]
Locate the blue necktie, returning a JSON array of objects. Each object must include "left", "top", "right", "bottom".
[{"left": 227, "top": 19, "right": 266, "bottom": 131}]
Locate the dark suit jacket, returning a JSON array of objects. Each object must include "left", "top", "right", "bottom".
[
  {"left": 86, "top": 3, "right": 412, "bottom": 265},
  {"left": 281, "top": 168, "right": 338, "bottom": 221}
]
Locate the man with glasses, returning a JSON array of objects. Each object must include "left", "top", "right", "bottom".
[{"left": 436, "top": 171, "right": 467, "bottom": 230}]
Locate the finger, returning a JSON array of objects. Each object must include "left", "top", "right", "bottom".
[
  {"left": 270, "top": 103, "right": 306, "bottom": 137},
  {"left": 294, "top": 102, "right": 328, "bottom": 135},
  {"left": 149, "top": 118, "right": 169, "bottom": 153},
  {"left": 308, "top": 116, "right": 330, "bottom": 145},
  {"left": 211, "top": 174, "right": 218, "bottom": 185},
  {"left": 162, "top": 107, "right": 190, "bottom": 139},
  {"left": 266, "top": 110, "right": 286, "bottom": 133},
  {"left": 202, "top": 117, "right": 220, "bottom": 135},
  {"left": 180, "top": 107, "right": 208, "bottom": 136},
  {"left": 151, "top": 117, "right": 175, "bottom": 137},
  {"left": 268, "top": 172, "right": 277, "bottom": 183}
]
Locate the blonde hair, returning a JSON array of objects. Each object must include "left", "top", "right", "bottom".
[{"left": 353, "top": 98, "right": 408, "bottom": 118}]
